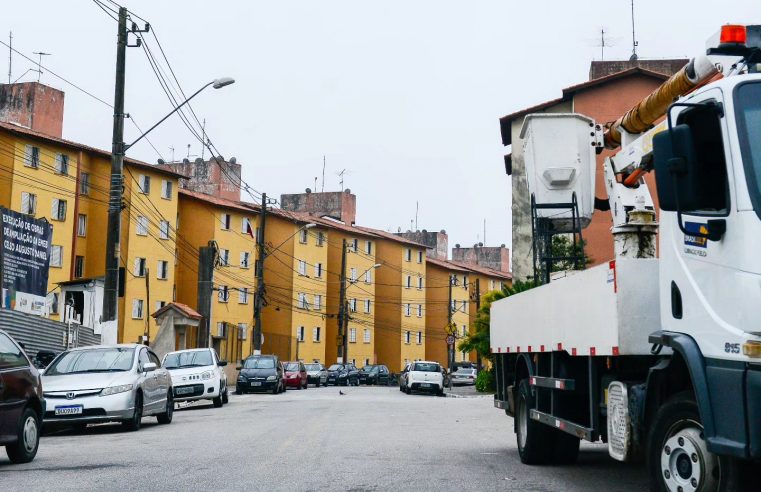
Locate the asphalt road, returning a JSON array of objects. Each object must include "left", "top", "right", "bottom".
[{"left": 0, "top": 385, "right": 648, "bottom": 491}]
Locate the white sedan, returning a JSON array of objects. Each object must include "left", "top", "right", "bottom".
[
  {"left": 162, "top": 348, "right": 228, "bottom": 407},
  {"left": 404, "top": 361, "right": 445, "bottom": 396}
]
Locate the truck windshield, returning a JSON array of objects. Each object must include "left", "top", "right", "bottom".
[{"left": 735, "top": 82, "right": 761, "bottom": 217}]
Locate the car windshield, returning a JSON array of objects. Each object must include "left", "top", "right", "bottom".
[
  {"left": 305, "top": 364, "right": 320, "bottom": 371},
  {"left": 735, "top": 82, "right": 761, "bottom": 217},
  {"left": 285, "top": 363, "right": 300, "bottom": 371},
  {"left": 361, "top": 365, "right": 376, "bottom": 372},
  {"left": 328, "top": 364, "right": 343, "bottom": 371},
  {"left": 163, "top": 350, "right": 213, "bottom": 369},
  {"left": 243, "top": 357, "right": 275, "bottom": 369},
  {"left": 412, "top": 362, "right": 440, "bottom": 372},
  {"left": 45, "top": 347, "right": 135, "bottom": 375}
]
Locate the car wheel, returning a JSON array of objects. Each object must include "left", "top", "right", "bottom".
[
  {"left": 5, "top": 407, "right": 40, "bottom": 464},
  {"left": 405, "top": 387, "right": 411, "bottom": 395},
  {"left": 222, "top": 385, "right": 229, "bottom": 404},
  {"left": 213, "top": 381, "right": 224, "bottom": 408},
  {"left": 122, "top": 392, "right": 143, "bottom": 432},
  {"left": 157, "top": 390, "right": 174, "bottom": 424},
  {"left": 272, "top": 382, "right": 279, "bottom": 395},
  {"left": 235, "top": 386, "right": 243, "bottom": 395}
]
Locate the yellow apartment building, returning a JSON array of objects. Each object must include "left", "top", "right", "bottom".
[
  {"left": 176, "top": 189, "right": 259, "bottom": 360},
  {"left": 425, "top": 257, "right": 471, "bottom": 369},
  {"left": 360, "top": 227, "right": 427, "bottom": 371},
  {"left": 260, "top": 208, "right": 329, "bottom": 364}
]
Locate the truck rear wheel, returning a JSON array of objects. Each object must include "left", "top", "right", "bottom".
[
  {"left": 647, "top": 392, "right": 739, "bottom": 491},
  {"left": 516, "top": 379, "right": 554, "bottom": 465}
]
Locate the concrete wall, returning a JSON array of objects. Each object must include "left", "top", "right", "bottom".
[
  {"left": 280, "top": 191, "right": 357, "bottom": 225},
  {"left": 159, "top": 157, "right": 242, "bottom": 201},
  {"left": 395, "top": 230, "right": 448, "bottom": 260},
  {"left": 589, "top": 59, "right": 687, "bottom": 80},
  {"left": 451, "top": 246, "right": 510, "bottom": 273},
  {"left": 0, "top": 82, "right": 64, "bottom": 138}
]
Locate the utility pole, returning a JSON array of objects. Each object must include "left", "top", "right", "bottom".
[
  {"left": 197, "top": 242, "right": 216, "bottom": 348},
  {"left": 337, "top": 239, "right": 348, "bottom": 363},
  {"left": 8, "top": 32, "right": 12, "bottom": 84},
  {"left": 103, "top": 7, "right": 128, "bottom": 324},
  {"left": 447, "top": 274, "right": 454, "bottom": 372},
  {"left": 144, "top": 267, "right": 151, "bottom": 344},
  {"left": 475, "top": 279, "right": 482, "bottom": 372},
  {"left": 253, "top": 193, "right": 267, "bottom": 355}
]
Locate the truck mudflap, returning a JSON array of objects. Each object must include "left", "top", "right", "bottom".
[{"left": 649, "top": 330, "right": 761, "bottom": 459}]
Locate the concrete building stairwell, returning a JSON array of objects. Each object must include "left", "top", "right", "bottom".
[
  {"left": 280, "top": 189, "right": 357, "bottom": 225},
  {"left": 0, "top": 82, "right": 65, "bottom": 137},
  {"left": 451, "top": 244, "right": 510, "bottom": 273},
  {"left": 394, "top": 229, "right": 448, "bottom": 260},
  {"left": 158, "top": 157, "right": 242, "bottom": 201}
]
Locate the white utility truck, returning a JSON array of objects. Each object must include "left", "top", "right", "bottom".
[{"left": 491, "top": 25, "right": 761, "bottom": 491}]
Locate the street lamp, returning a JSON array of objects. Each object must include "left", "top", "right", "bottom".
[{"left": 340, "top": 261, "right": 382, "bottom": 363}]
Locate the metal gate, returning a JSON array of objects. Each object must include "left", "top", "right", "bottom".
[{"left": 0, "top": 308, "right": 101, "bottom": 357}]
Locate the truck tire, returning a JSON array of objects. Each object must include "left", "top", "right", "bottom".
[
  {"left": 647, "top": 392, "right": 740, "bottom": 491},
  {"left": 516, "top": 379, "right": 554, "bottom": 465}
]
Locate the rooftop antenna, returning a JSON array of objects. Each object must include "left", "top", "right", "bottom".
[
  {"left": 629, "top": 0, "right": 639, "bottom": 61},
  {"left": 484, "top": 218, "right": 487, "bottom": 245},
  {"left": 322, "top": 155, "right": 326, "bottom": 192},
  {"left": 7, "top": 31, "right": 11, "bottom": 84},
  {"left": 589, "top": 26, "right": 618, "bottom": 62},
  {"left": 314, "top": 176, "right": 318, "bottom": 191},
  {"left": 32, "top": 51, "right": 51, "bottom": 82},
  {"left": 201, "top": 118, "right": 206, "bottom": 159},
  {"left": 186, "top": 144, "right": 191, "bottom": 159},
  {"left": 415, "top": 201, "right": 419, "bottom": 231},
  {"left": 337, "top": 169, "right": 349, "bottom": 191},
  {"left": 169, "top": 146, "right": 175, "bottom": 163}
]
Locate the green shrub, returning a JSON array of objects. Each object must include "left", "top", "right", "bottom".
[{"left": 475, "top": 369, "right": 495, "bottom": 393}]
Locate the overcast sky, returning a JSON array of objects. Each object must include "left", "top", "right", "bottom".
[{"left": 2, "top": 1, "right": 757, "bottom": 258}]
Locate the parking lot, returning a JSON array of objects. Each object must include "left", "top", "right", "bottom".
[{"left": 0, "top": 385, "right": 648, "bottom": 491}]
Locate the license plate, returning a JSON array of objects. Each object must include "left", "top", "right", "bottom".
[
  {"left": 176, "top": 387, "right": 194, "bottom": 395},
  {"left": 55, "top": 405, "right": 83, "bottom": 416},
  {"left": 251, "top": 382, "right": 262, "bottom": 387},
  {"left": 420, "top": 383, "right": 431, "bottom": 388}
]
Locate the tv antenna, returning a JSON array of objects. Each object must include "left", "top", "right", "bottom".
[
  {"left": 629, "top": 0, "right": 639, "bottom": 61},
  {"left": 7, "top": 32, "right": 11, "bottom": 84},
  {"left": 590, "top": 27, "right": 618, "bottom": 61},
  {"left": 337, "top": 169, "right": 350, "bottom": 191},
  {"left": 32, "top": 51, "right": 51, "bottom": 82}
]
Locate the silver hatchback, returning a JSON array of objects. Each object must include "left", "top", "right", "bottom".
[{"left": 41, "top": 344, "right": 173, "bottom": 431}]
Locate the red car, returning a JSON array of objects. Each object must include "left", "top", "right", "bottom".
[{"left": 283, "top": 362, "right": 308, "bottom": 389}]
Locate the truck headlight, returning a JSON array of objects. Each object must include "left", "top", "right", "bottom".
[
  {"left": 201, "top": 371, "right": 212, "bottom": 380},
  {"left": 100, "top": 384, "right": 133, "bottom": 396},
  {"left": 266, "top": 375, "right": 276, "bottom": 381}
]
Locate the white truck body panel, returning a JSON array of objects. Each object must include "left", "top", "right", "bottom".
[{"left": 490, "top": 259, "right": 661, "bottom": 356}]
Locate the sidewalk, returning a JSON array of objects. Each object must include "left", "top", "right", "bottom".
[{"left": 445, "top": 384, "right": 491, "bottom": 398}]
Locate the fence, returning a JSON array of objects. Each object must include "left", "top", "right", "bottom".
[{"left": 0, "top": 308, "right": 101, "bottom": 357}]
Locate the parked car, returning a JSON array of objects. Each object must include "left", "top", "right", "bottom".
[
  {"left": 305, "top": 363, "right": 328, "bottom": 387},
  {"left": 0, "top": 329, "right": 44, "bottom": 463},
  {"left": 451, "top": 367, "right": 477, "bottom": 386},
  {"left": 399, "top": 362, "right": 411, "bottom": 392},
  {"left": 326, "top": 363, "right": 360, "bottom": 386},
  {"left": 404, "top": 361, "right": 444, "bottom": 396},
  {"left": 284, "top": 361, "right": 308, "bottom": 389},
  {"left": 41, "top": 344, "right": 173, "bottom": 431},
  {"left": 31, "top": 350, "right": 58, "bottom": 370},
  {"left": 359, "top": 364, "right": 390, "bottom": 385},
  {"left": 162, "top": 348, "right": 228, "bottom": 407},
  {"left": 236, "top": 355, "right": 285, "bottom": 394}
]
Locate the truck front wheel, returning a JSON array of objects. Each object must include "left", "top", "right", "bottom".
[
  {"left": 647, "top": 392, "right": 739, "bottom": 491},
  {"left": 516, "top": 379, "right": 554, "bottom": 464}
]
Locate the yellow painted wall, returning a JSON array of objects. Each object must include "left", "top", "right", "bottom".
[{"left": 425, "top": 262, "right": 470, "bottom": 369}]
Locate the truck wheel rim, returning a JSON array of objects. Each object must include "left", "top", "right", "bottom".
[
  {"left": 518, "top": 396, "right": 528, "bottom": 449},
  {"left": 660, "top": 420, "right": 718, "bottom": 491},
  {"left": 22, "top": 416, "right": 38, "bottom": 453}
]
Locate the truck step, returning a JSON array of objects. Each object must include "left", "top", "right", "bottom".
[
  {"left": 529, "top": 376, "right": 575, "bottom": 391},
  {"left": 529, "top": 409, "right": 594, "bottom": 441}
]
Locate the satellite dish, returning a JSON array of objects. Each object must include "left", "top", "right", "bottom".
[
  {"left": 157, "top": 159, "right": 165, "bottom": 165},
  {"left": 345, "top": 188, "right": 351, "bottom": 194},
  {"left": 305, "top": 188, "right": 312, "bottom": 193},
  {"left": 183, "top": 158, "right": 190, "bottom": 165},
  {"left": 229, "top": 157, "right": 237, "bottom": 164}
]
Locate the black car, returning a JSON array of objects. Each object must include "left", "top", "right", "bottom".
[
  {"left": 236, "top": 355, "right": 286, "bottom": 394},
  {"left": 359, "top": 364, "right": 390, "bottom": 385},
  {"left": 0, "top": 329, "right": 44, "bottom": 463},
  {"left": 326, "top": 363, "right": 360, "bottom": 386}
]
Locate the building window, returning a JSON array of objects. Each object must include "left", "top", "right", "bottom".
[
  {"left": 218, "top": 286, "right": 229, "bottom": 303},
  {"left": 239, "top": 287, "right": 249, "bottom": 304},
  {"left": 48, "top": 292, "right": 59, "bottom": 314},
  {"left": 158, "top": 220, "right": 170, "bottom": 240},
  {"left": 317, "top": 231, "right": 325, "bottom": 246},
  {"left": 298, "top": 293, "right": 309, "bottom": 309},
  {"left": 404, "top": 303, "right": 411, "bottom": 317},
  {"left": 24, "top": 145, "right": 40, "bottom": 168},
  {"left": 364, "top": 299, "right": 371, "bottom": 313},
  {"left": 314, "top": 262, "right": 323, "bottom": 278},
  {"left": 365, "top": 241, "right": 372, "bottom": 255},
  {"left": 221, "top": 213, "right": 231, "bottom": 230},
  {"left": 417, "top": 276, "right": 423, "bottom": 289},
  {"left": 406, "top": 275, "right": 412, "bottom": 289},
  {"left": 450, "top": 275, "right": 458, "bottom": 286},
  {"left": 405, "top": 331, "right": 411, "bottom": 344},
  {"left": 136, "top": 216, "right": 148, "bottom": 236},
  {"left": 417, "top": 331, "right": 422, "bottom": 344},
  {"left": 157, "top": 260, "right": 169, "bottom": 280},
  {"left": 417, "top": 304, "right": 422, "bottom": 317},
  {"left": 220, "top": 249, "right": 230, "bottom": 266},
  {"left": 417, "top": 250, "right": 423, "bottom": 263},
  {"left": 51, "top": 199, "right": 67, "bottom": 221},
  {"left": 349, "top": 268, "right": 357, "bottom": 282},
  {"left": 349, "top": 328, "right": 357, "bottom": 343},
  {"left": 155, "top": 300, "right": 166, "bottom": 312},
  {"left": 216, "top": 322, "right": 226, "bottom": 337},
  {"left": 238, "top": 323, "right": 248, "bottom": 340},
  {"left": 241, "top": 217, "right": 250, "bottom": 234},
  {"left": 313, "top": 327, "right": 321, "bottom": 342},
  {"left": 462, "top": 300, "right": 467, "bottom": 311},
  {"left": 298, "top": 260, "right": 307, "bottom": 276},
  {"left": 161, "top": 180, "right": 172, "bottom": 199},
  {"left": 77, "top": 214, "right": 87, "bottom": 237},
  {"left": 138, "top": 174, "right": 151, "bottom": 194},
  {"left": 134, "top": 257, "right": 146, "bottom": 277},
  {"left": 21, "top": 192, "right": 37, "bottom": 215},
  {"left": 55, "top": 154, "right": 69, "bottom": 175},
  {"left": 79, "top": 173, "right": 90, "bottom": 195},
  {"left": 462, "top": 325, "right": 467, "bottom": 337},
  {"left": 132, "top": 299, "right": 144, "bottom": 319},
  {"left": 299, "top": 228, "right": 308, "bottom": 243},
  {"left": 240, "top": 251, "right": 250, "bottom": 269},
  {"left": 314, "top": 295, "right": 322, "bottom": 311},
  {"left": 297, "top": 326, "right": 305, "bottom": 342},
  {"left": 364, "top": 270, "right": 372, "bottom": 284},
  {"left": 463, "top": 275, "right": 468, "bottom": 289},
  {"left": 74, "top": 256, "right": 85, "bottom": 278},
  {"left": 50, "top": 245, "right": 63, "bottom": 268},
  {"left": 350, "top": 298, "right": 357, "bottom": 313},
  {"left": 450, "top": 299, "right": 457, "bottom": 313},
  {"left": 363, "top": 329, "right": 370, "bottom": 343},
  {"left": 405, "top": 249, "right": 412, "bottom": 261}
]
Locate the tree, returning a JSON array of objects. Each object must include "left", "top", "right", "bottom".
[{"left": 550, "top": 235, "right": 590, "bottom": 272}]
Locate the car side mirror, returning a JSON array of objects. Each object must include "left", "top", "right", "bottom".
[
  {"left": 218, "top": 361, "right": 228, "bottom": 367},
  {"left": 143, "top": 362, "right": 157, "bottom": 372}
]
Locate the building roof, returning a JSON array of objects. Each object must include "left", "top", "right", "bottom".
[
  {"left": 354, "top": 226, "right": 428, "bottom": 249},
  {"left": 425, "top": 256, "right": 471, "bottom": 273},
  {"left": 152, "top": 302, "right": 202, "bottom": 320},
  {"left": 0, "top": 120, "right": 188, "bottom": 179},
  {"left": 448, "top": 259, "right": 512, "bottom": 280},
  {"left": 179, "top": 188, "right": 258, "bottom": 214},
  {"left": 498, "top": 67, "right": 671, "bottom": 146}
]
